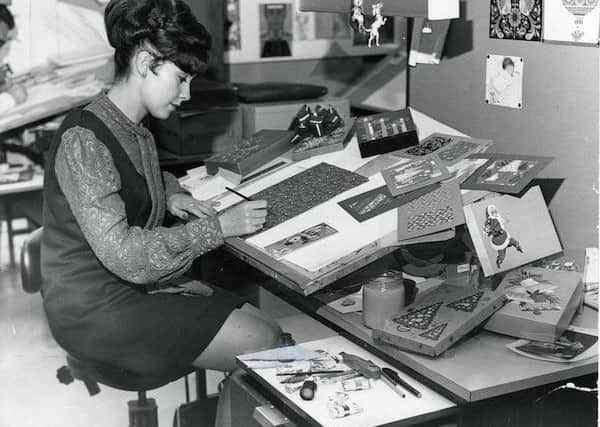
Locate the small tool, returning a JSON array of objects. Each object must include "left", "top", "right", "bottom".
[
  {"left": 276, "top": 369, "right": 347, "bottom": 376},
  {"left": 300, "top": 380, "right": 317, "bottom": 401},
  {"left": 382, "top": 367, "right": 422, "bottom": 398},
  {"left": 225, "top": 186, "right": 253, "bottom": 201}
]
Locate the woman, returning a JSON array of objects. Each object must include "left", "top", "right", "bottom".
[
  {"left": 484, "top": 204, "right": 523, "bottom": 268},
  {"left": 41, "top": 0, "right": 281, "bottom": 420},
  {"left": 0, "top": 4, "right": 27, "bottom": 113}
]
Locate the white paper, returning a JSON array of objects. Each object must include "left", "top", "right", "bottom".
[
  {"left": 583, "top": 248, "right": 599, "bottom": 285},
  {"left": 238, "top": 345, "right": 322, "bottom": 362}
]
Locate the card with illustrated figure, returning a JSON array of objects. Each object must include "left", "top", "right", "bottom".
[
  {"left": 248, "top": 162, "right": 368, "bottom": 231},
  {"left": 463, "top": 186, "right": 562, "bottom": 277},
  {"left": 397, "top": 181, "right": 465, "bottom": 241},
  {"left": 338, "top": 183, "right": 439, "bottom": 223},
  {"left": 396, "top": 133, "right": 492, "bottom": 164},
  {"left": 460, "top": 153, "right": 553, "bottom": 194},
  {"left": 484, "top": 267, "right": 585, "bottom": 343},
  {"left": 372, "top": 282, "right": 505, "bottom": 356},
  {"left": 264, "top": 223, "right": 338, "bottom": 259},
  {"left": 382, "top": 156, "right": 451, "bottom": 196}
]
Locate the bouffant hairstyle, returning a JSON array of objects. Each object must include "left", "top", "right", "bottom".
[
  {"left": 0, "top": 5, "right": 15, "bottom": 30},
  {"left": 104, "top": 0, "right": 212, "bottom": 80}
]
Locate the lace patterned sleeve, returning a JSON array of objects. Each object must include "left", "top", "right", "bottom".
[
  {"left": 163, "top": 171, "right": 188, "bottom": 199},
  {"left": 55, "top": 126, "right": 224, "bottom": 285}
]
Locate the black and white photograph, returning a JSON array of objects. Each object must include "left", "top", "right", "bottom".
[
  {"left": 0, "top": 0, "right": 597, "bottom": 426},
  {"left": 485, "top": 54, "right": 524, "bottom": 109}
]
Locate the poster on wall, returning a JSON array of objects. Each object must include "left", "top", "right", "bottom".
[
  {"left": 224, "top": 0, "right": 404, "bottom": 63},
  {"left": 485, "top": 54, "right": 524, "bottom": 109},
  {"left": 489, "top": 0, "right": 543, "bottom": 41},
  {"left": 225, "top": 0, "right": 242, "bottom": 51},
  {"left": 259, "top": 3, "right": 294, "bottom": 58},
  {"left": 543, "top": 0, "right": 600, "bottom": 46}
]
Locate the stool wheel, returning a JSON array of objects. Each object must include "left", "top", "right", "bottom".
[{"left": 56, "top": 366, "right": 74, "bottom": 385}]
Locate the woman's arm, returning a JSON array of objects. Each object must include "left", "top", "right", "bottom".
[
  {"left": 163, "top": 171, "right": 187, "bottom": 199},
  {"left": 55, "top": 126, "right": 223, "bottom": 286}
]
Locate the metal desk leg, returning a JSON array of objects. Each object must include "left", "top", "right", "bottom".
[{"left": 3, "top": 199, "right": 15, "bottom": 265}]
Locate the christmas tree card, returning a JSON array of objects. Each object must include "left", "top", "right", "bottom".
[{"left": 373, "top": 283, "right": 505, "bottom": 357}]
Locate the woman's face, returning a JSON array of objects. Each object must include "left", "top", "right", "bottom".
[{"left": 141, "top": 60, "right": 192, "bottom": 119}]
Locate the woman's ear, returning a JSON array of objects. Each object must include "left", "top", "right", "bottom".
[{"left": 133, "top": 50, "right": 154, "bottom": 78}]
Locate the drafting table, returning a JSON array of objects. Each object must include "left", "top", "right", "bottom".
[
  {"left": 0, "top": 59, "right": 113, "bottom": 134},
  {"left": 220, "top": 108, "right": 467, "bottom": 296}
]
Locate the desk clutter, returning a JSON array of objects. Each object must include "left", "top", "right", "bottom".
[
  {"left": 236, "top": 336, "right": 456, "bottom": 426},
  {"left": 182, "top": 106, "right": 596, "bottom": 365}
]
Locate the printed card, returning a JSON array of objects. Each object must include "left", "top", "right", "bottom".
[
  {"left": 264, "top": 223, "right": 338, "bottom": 259},
  {"left": 381, "top": 156, "right": 451, "bottom": 196},
  {"left": 461, "top": 154, "right": 553, "bottom": 194}
]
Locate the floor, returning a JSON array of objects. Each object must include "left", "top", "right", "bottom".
[{"left": 0, "top": 221, "right": 333, "bottom": 427}]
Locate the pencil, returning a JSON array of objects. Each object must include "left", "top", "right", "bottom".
[
  {"left": 276, "top": 370, "right": 347, "bottom": 376},
  {"left": 225, "top": 186, "right": 253, "bottom": 201}
]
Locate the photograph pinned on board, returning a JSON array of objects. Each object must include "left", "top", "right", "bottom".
[
  {"left": 489, "top": 0, "right": 543, "bottom": 41},
  {"left": 485, "top": 54, "right": 524, "bottom": 109},
  {"left": 463, "top": 186, "right": 562, "bottom": 277},
  {"left": 382, "top": 156, "right": 451, "bottom": 197},
  {"left": 259, "top": 3, "right": 294, "bottom": 58},
  {"left": 461, "top": 153, "right": 553, "bottom": 194},
  {"left": 507, "top": 326, "right": 598, "bottom": 363},
  {"left": 543, "top": 0, "right": 600, "bottom": 46},
  {"left": 264, "top": 223, "right": 338, "bottom": 259},
  {"left": 225, "top": 0, "right": 242, "bottom": 51},
  {"left": 294, "top": 11, "right": 315, "bottom": 41},
  {"left": 315, "top": 12, "right": 351, "bottom": 39}
]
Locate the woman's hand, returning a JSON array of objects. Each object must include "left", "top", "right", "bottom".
[
  {"left": 218, "top": 200, "right": 268, "bottom": 238},
  {"left": 167, "top": 193, "right": 219, "bottom": 220}
]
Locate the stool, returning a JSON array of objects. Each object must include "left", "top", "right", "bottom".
[{"left": 20, "top": 228, "right": 175, "bottom": 427}]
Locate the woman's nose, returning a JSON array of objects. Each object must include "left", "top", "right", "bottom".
[{"left": 179, "top": 81, "right": 191, "bottom": 101}]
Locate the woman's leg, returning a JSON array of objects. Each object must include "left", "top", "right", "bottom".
[
  {"left": 193, "top": 303, "right": 281, "bottom": 427},
  {"left": 192, "top": 303, "right": 282, "bottom": 371}
]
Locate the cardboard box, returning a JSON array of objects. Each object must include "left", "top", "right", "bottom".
[
  {"left": 484, "top": 267, "right": 584, "bottom": 342},
  {"left": 204, "top": 129, "right": 296, "bottom": 177},
  {"left": 372, "top": 282, "right": 505, "bottom": 357},
  {"left": 355, "top": 109, "right": 419, "bottom": 158},
  {"left": 240, "top": 98, "right": 351, "bottom": 139}
]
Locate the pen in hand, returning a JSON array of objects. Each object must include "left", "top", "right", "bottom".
[{"left": 225, "top": 186, "right": 253, "bottom": 202}]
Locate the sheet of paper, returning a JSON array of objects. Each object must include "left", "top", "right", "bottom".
[{"left": 583, "top": 248, "right": 599, "bottom": 285}]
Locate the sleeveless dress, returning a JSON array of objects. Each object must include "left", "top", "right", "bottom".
[{"left": 41, "top": 97, "right": 244, "bottom": 383}]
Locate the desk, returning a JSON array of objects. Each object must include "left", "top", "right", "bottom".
[
  {"left": 0, "top": 174, "right": 44, "bottom": 264},
  {"left": 216, "top": 109, "right": 598, "bottom": 424},
  {"left": 223, "top": 108, "right": 467, "bottom": 296}
]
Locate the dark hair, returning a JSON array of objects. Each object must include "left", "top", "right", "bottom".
[
  {"left": 0, "top": 5, "right": 15, "bottom": 30},
  {"left": 104, "top": 0, "right": 211, "bottom": 80},
  {"left": 502, "top": 57, "right": 514, "bottom": 70}
]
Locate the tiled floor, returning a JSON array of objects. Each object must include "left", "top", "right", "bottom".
[{"left": 0, "top": 223, "right": 332, "bottom": 427}]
